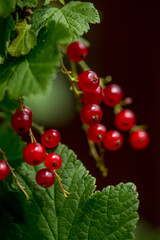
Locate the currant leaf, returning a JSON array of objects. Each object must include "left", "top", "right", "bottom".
[
  {"left": 0, "top": 0, "right": 16, "bottom": 17},
  {"left": 7, "top": 20, "right": 37, "bottom": 57},
  {"left": 0, "top": 143, "right": 139, "bottom": 239},
  {"left": 0, "top": 22, "right": 71, "bottom": 100},
  {"left": 0, "top": 15, "right": 15, "bottom": 58},
  {"left": 32, "top": 1, "right": 100, "bottom": 39},
  {"left": 17, "top": 0, "right": 38, "bottom": 8}
]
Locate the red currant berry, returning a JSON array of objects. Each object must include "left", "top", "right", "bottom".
[
  {"left": 129, "top": 130, "right": 149, "bottom": 150},
  {"left": 114, "top": 109, "right": 136, "bottom": 131},
  {"left": 41, "top": 129, "right": 61, "bottom": 148},
  {"left": 80, "top": 104, "right": 103, "bottom": 126},
  {"left": 103, "top": 130, "right": 123, "bottom": 151},
  {"left": 103, "top": 84, "right": 123, "bottom": 106},
  {"left": 82, "top": 85, "right": 103, "bottom": 105},
  {"left": 0, "top": 160, "right": 10, "bottom": 180},
  {"left": 11, "top": 111, "right": 32, "bottom": 133},
  {"left": 36, "top": 168, "right": 55, "bottom": 188},
  {"left": 16, "top": 106, "right": 32, "bottom": 119},
  {"left": 67, "top": 41, "right": 88, "bottom": 62},
  {"left": 45, "top": 153, "right": 62, "bottom": 170},
  {"left": 77, "top": 70, "right": 100, "bottom": 92},
  {"left": 23, "top": 143, "right": 46, "bottom": 166},
  {"left": 87, "top": 123, "right": 107, "bottom": 143}
]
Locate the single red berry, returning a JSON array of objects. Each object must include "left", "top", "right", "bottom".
[
  {"left": 41, "top": 129, "right": 61, "bottom": 148},
  {"left": 114, "top": 109, "right": 136, "bottom": 131},
  {"left": 82, "top": 85, "right": 103, "bottom": 105},
  {"left": 45, "top": 153, "right": 62, "bottom": 170},
  {"left": 103, "top": 130, "right": 123, "bottom": 151},
  {"left": 129, "top": 130, "right": 149, "bottom": 150},
  {"left": 16, "top": 106, "right": 32, "bottom": 119},
  {"left": 67, "top": 41, "right": 88, "bottom": 62},
  {"left": 77, "top": 70, "right": 100, "bottom": 92},
  {"left": 11, "top": 111, "right": 32, "bottom": 134},
  {"left": 87, "top": 123, "right": 107, "bottom": 143},
  {"left": 80, "top": 104, "right": 103, "bottom": 126},
  {"left": 103, "top": 84, "right": 123, "bottom": 106},
  {"left": 36, "top": 168, "right": 55, "bottom": 188},
  {"left": 0, "top": 160, "right": 10, "bottom": 180},
  {"left": 23, "top": 143, "right": 46, "bottom": 166}
]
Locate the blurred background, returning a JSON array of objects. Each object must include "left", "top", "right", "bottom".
[{"left": 25, "top": 0, "right": 160, "bottom": 239}]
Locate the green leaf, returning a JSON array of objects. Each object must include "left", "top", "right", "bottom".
[
  {"left": 7, "top": 20, "right": 37, "bottom": 57},
  {"left": 0, "top": 143, "right": 139, "bottom": 239},
  {"left": 44, "top": 0, "right": 52, "bottom": 5},
  {"left": 32, "top": 1, "right": 100, "bottom": 39},
  {"left": 0, "top": 0, "right": 16, "bottom": 17},
  {"left": 0, "top": 92, "right": 19, "bottom": 112},
  {"left": 0, "top": 22, "right": 71, "bottom": 100},
  {"left": 0, "top": 15, "right": 15, "bottom": 58},
  {"left": 17, "top": 0, "right": 38, "bottom": 8}
]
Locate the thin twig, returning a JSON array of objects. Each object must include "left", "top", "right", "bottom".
[{"left": 53, "top": 170, "right": 70, "bottom": 198}]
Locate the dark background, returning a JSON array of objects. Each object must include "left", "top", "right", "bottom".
[{"left": 60, "top": 0, "right": 160, "bottom": 227}]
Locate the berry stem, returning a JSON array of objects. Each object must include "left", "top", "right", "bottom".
[
  {"left": 78, "top": 61, "right": 90, "bottom": 71},
  {"left": 29, "top": 128, "right": 37, "bottom": 143},
  {"left": 18, "top": 96, "right": 24, "bottom": 112},
  {"left": 53, "top": 170, "right": 70, "bottom": 198},
  {"left": 0, "top": 148, "right": 30, "bottom": 200}
]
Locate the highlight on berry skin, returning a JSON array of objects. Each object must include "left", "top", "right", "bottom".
[
  {"left": 67, "top": 41, "right": 88, "bottom": 62},
  {"left": 103, "top": 83, "right": 123, "bottom": 107}
]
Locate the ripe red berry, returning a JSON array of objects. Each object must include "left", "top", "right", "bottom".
[
  {"left": 82, "top": 85, "right": 103, "bottom": 105},
  {"left": 16, "top": 106, "right": 32, "bottom": 119},
  {"left": 87, "top": 123, "right": 107, "bottom": 143},
  {"left": 103, "top": 130, "right": 123, "bottom": 151},
  {"left": 114, "top": 109, "right": 136, "bottom": 131},
  {"left": 36, "top": 168, "right": 55, "bottom": 188},
  {"left": 80, "top": 104, "right": 103, "bottom": 126},
  {"left": 67, "top": 41, "right": 88, "bottom": 62},
  {"left": 0, "top": 160, "right": 10, "bottom": 180},
  {"left": 77, "top": 70, "right": 100, "bottom": 92},
  {"left": 23, "top": 143, "right": 46, "bottom": 166},
  {"left": 41, "top": 129, "right": 61, "bottom": 148},
  {"left": 45, "top": 153, "right": 62, "bottom": 170},
  {"left": 103, "top": 84, "right": 123, "bottom": 106},
  {"left": 11, "top": 111, "right": 32, "bottom": 133},
  {"left": 129, "top": 130, "right": 149, "bottom": 150}
]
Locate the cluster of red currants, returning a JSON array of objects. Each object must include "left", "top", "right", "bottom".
[
  {"left": 67, "top": 41, "right": 150, "bottom": 151},
  {"left": 0, "top": 105, "right": 62, "bottom": 188}
]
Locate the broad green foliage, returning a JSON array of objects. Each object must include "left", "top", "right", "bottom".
[
  {"left": 8, "top": 20, "right": 37, "bottom": 57},
  {"left": 0, "top": 22, "right": 70, "bottom": 100},
  {"left": 0, "top": 92, "right": 19, "bottom": 112},
  {"left": 17, "top": 0, "right": 38, "bottom": 8},
  {"left": 0, "top": 139, "right": 139, "bottom": 239},
  {"left": 32, "top": 1, "right": 100, "bottom": 39},
  {"left": 0, "top": 15, "right": 15, "bottom": 58},
  {"left": 0, "top": 0, "right": 16, "bottom": 17}
]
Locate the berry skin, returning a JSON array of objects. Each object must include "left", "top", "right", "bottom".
[
  {"left": 67, "top": 41, "right": 88, "bottom": 62},
  {"left": 0, "top": 160, "right": 10, "bottom": 180},
  {"left": 41, "top": 129, "right": 61, "bottom": 148},
  {"left": 129, "top": 130, "right": 149, "bottom": 150},
  {"left": 16, "top": 106, "right": 32, "bottom": 119},
  {"left": 23, "top": 143, "right": 46, "bottom": 166},
  {"left": 36, "top": 168, "right": 55, "bottom": 188},
  {"left": 80, "top": 104, "right": 103, "bottom": 126},
  {"left": 11, "top": 111, "right": 32, "bottom": 134},
  {"left": 87, "top": 123, "right": 107, "bottom": 143},
  {"left": 103, "top": 84, "right": 123, "bottom": 107},
  {"left": 77, "top": 70, "right": 100, "bottom": 92},
  {"left": 103, "top": 130, "right": 123, "bottom": 151},
  {"left": 45, "top": 153, "right": 62, "bottom": 170},
  {"left": 114, "top": 109, "right": 136, "bottom": 131},
  {"left": 82, "top": 85, "right": 103, "bottom": 105}
]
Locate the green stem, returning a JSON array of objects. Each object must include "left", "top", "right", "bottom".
[
  {"left": 15, "top": 12, "right": 19, "bottom": 24},
  {"left": 78, "top": 61, "right": 90, "bottom": 71}
]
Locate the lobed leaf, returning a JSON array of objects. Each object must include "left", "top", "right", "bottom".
[
  {"left": 0, "top": 142, "right": 139, "bottom": 240},
  {"left": 17, "top": 0, "right": 38, "bottom": 8},
  {"left": 32, "top": 1, "right": 100, "bottom": 39},
  {"left": 0, "top": 0, "right": 16, "bottom": 17},
  {"left": 0, "top": 22, "right": 71, "bottom": 100}
]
